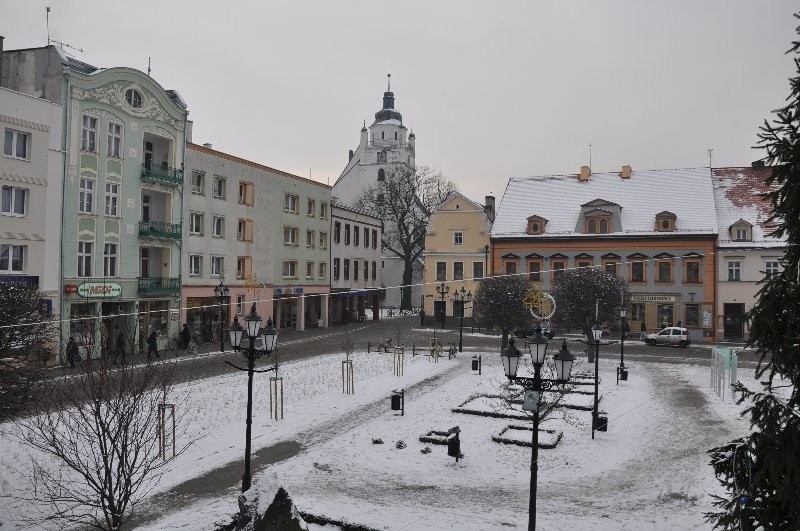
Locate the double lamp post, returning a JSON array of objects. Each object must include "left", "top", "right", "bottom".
[
  {"left": 214, "top": 279, "right": 229, "bottom": 354},
  {"left": 453, "top": 286, "right": 472, "bottom": 352},
  {"left": 501, "top": 330, "right": 576, "bottom": 531}
]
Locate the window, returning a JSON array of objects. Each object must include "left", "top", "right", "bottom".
[
  {"left": 305, "top": 261, "right": 314, "bottom": 279},
  {"left": 77, "top": 241, "right": 92, "bottom": 277},
  {"left": 320, "top": 232, "right": 328, "bottom": 249},
  {"left": 213, "top": 176, "right": 226, "bottom": 199},
  {"left": 284, "top": 194, "right": 298, "bottom": 213},
  {"left": 585, "top": 214, "right": 611, "bottom": 234},
  {"left": 319, "top": 262, "right": 327, "bottom": 280},
  {"left": 453, "top": 261, "right": 464, "bottom": 280},
  {"left": 473, "top": 261, "right": 484, "bottom": 280},
  {"left": 190, "top": 213, "right": 204, "bottom": 235},
  {"left": 107, "top": 123, "right": 121, "bottom": 157},
  {"left": 528, "top": 260, "right": 541, "bottom": 282},
  {"left": 81, "top": 116, "right": 97, "bottom": 152},
  {"left": 436, "top": 262, "right": 446, "bottom": 281},
  {"left": 212, "top": 216, "right": 224, "bottom": 238},
  {"left": 577, "top": 260, "right": 592, "bottom": 269},
  {"left": 333, "top": 258, "right": 340, "bottom": 280},
  {"left": 765, "top": 260, "right": 780, "bottom": 279},
  {"left": 344, "top": 259, "right": 350, "bottom": 280},
  {"left": 453, "top": 232, "right": 463, "bottom": 245},
  {"left": 371, "top": 261, "right": 377, "bottom": 280},
  {"left": 189, "top": 255, "right": 202, "bottom": 276},
  {"left": 334, "top": 222, "right": 341, "bottom": 244},
  {"left": 211, "top": 256, "right": 224, "bottom": 277},
  {"left": 551, "top": 260, "right": 565, "bottom": 281},
  {"left": 125, "top": 89, "right": 143, "bottom": 108},
  {"left": 685, "top": 260, "right": 701, "bottom": 284},
  {"left": 630, "top": 303, "right": 645, "bottom": 323},
  {"left": 104, "top": 182, "right": 119, "bottom": 216},
  {"left": 655, "top": 212, "right": 677, "bottom": 232},
  {"left": 238, "top": 182, "right": 254, "bottom": 206},
  {"left": 364, "top": 260, "right": 369, "bottom": 280},
  {"left": 2, "top": 186, "right": 28, "bottom": 216},
  {"left": 505, "top": 260, "right": 517, "bottom": 275},
  {"left": 320, "top": 202, "right": 328, "bottom": 220},
  {"left": 238, "top": 219, "right": 254, "bottom": 242},
  {"left": 364, "top": 227, "right": 370, "bottom": 248},
  {"left": 344, "top": 224, "right": 351, "bottom": 245},
  {"left": 191, "top": 172, "right": 204, "bottom": 194},
  {"left": 526, "top": 216, "right": 547, "bottom": 235},
  {"left": 372, "top": 229, "right": 378, "bottom": 249},
  {"left": 307, "top": 199, "right": 315, "bottom": 217},
  {"left": 603, "top": 259, "right": 618, "bottom": 277},
  {"left": 728, "top": 261, "right": 741, "bottom": 281},
  {"left": 103, "top": 243, "right": 118, "bottom": 277},
  {"left": 4, "top": 129, "right": 30, "bottom": 159},
  {"left": 79, "top": 178, "right": 94, "bottom": 214},
  {"left": 306, "top": 230, "right": 315, "bottom": 248},
  {"left": 237, "top": 295, "right": 246, "bottom": 315},
  {"left": 283, "top": 260, "right": 298, "bottom": 278},
  {"left": 353, "top": 260, "right": 359, "bottom": 281},
  {"left": 685, "top": 303, "right": 700, "bottom": 327},
  {"left": 354, "top": 225, "right": 360, "bottom": 246},
  {"left": 140, "top": 248, "right": 150, "bottom": 277},
  {"left": 0, "top": 244, "right": 25, "bottom": 273},
  {"left": 630, "top": 261, "right": 645, "bottom": 283},
  {"left": 656, "top": 259, "right": 673, "bottom": 283},
  {"left": 283, "top": 226, "right": 298, "bottom": 245},
  {"left": 237, "top": 256, "right": 252, "bottom": 280}
]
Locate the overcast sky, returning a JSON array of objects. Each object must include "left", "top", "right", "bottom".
[{"left": 2, "top": 1, "right": 797, "bottom": 200}]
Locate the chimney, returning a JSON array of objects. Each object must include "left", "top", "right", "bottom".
[
  {"left": 203, "top": 143, "right": 212, "bottom": 149},
  {"left": 348, "top": 149, "right": 354, "bottom": 161},
  {"left": 751, "top": 160, "right": 765, "bottom": 169},
  {"left": 484, "top": 195, "right": 495, "bottom": 223},
  {"left": 620, "top": 165, "right": 632, "bottom": 179},
  {"left": 579, "top": 166, "right": 591, "bottom": 182}
]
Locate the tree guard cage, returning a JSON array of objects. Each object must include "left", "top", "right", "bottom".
[
  {"left": 342, "top": 357, "right": 354, "bottom": 395},
  {"left": 157, "top": 403, "right": 176, "bottom": 460},
  {"left": 393, "top": 345, "right": 404, "bottom": 376},
  {"left": 270, "top": 375, "right": 284, "bottom": 420}
]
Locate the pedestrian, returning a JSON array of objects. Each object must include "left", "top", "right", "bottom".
[
  {"left": 419, "top": 308, "right": 426, "bottom": 327},
  {"left": 147, "top": 330, "right": 159, "bottom": 360},
  {"left": 66, "top": 336, "right": 79, "bottom": 368},
  {"left": 179, "top": 323, "right": 190, "bottom": 349},
  {"left": 115, "top": 332, "right": 126, "bottom": 365},
  {"left": 343, "top": 308, "right": 350, "bottom": 325},
  {"left": 677, "top": 320, "right": 682, "bottom": 328},
  {"left": 640, "top": 322, "right": 647, "bottom": 341}
]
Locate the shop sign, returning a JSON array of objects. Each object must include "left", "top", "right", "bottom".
[
  {"left": 630, "top": 294, "right": 677, "bottom": 303},
  {"left": 64, "top": 284, "right": 78, "bottom": 295},
  {"left": 294, "top": 288, "right": 304, "bottom": 294},
  {"left": 78, "top": 282, "right": 123, "bottom": 298},
  {"left": 274, "top": 288, "right": 283, "bottom": 295}
]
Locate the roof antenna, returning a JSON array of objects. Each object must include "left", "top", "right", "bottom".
[
  {"left": 46, "top": 6, "right": 51, "bottom": 45},
  {"left": 708, "top": 148, "right": 713, "bottom": 169},
  {"left": 589, "top": 143, "right": 592, "bottom": 170},
  {"left": 147, "top": 57, "right": 151, "bottom": 76},
  {"left": 387, "top": 72, "right": 391, "bottom": 92}
]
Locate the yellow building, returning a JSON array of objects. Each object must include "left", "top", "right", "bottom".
[{"left": 422, "top": 192, "right": 494, "bottom": 323}]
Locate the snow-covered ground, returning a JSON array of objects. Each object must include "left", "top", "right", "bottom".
[{"left": 0, "top": 344, "right": 759, "bottom": 530}]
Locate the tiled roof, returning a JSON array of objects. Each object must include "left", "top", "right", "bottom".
[
  {"left": 712, "top": 166, "right": 786, "bottom": 248},
  {"left": 492, "top": 167, "right": 718, "bottom": 238}
]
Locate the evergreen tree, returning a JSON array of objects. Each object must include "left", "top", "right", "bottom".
[{"left": 706, "top": 13, "right": 800, "bottom": 530}]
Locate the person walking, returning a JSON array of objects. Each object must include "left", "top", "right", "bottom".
[
  {"left": 419, "top": 308, "right": 426, "bottom": 327},
  {"left": 179, "top": 323, "right": 191, "bottom": 350},
  {"left": 147, "top": 330, "right": 159, "bottom": 360},
  {"left": 115, "top": 332, "right": 126, "bottom": 366},
  {"left": 66, "top": 336, "right": 79, "bottom": 368},
  {"left": 640, "top": 322, "right": 647, "bottom": 341}
]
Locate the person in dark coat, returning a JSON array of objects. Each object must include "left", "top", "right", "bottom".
[
  {"left": 115, "top": 332, "right": 126, "bottom": 366},
  {"left": 147, "top": 330, "right": 159, "bottom": 360},
  {"left": 179, "top": 324, "right": 191, "bottom": 349},
  {"left": 66, "top": 336, "right": 79, "bottom": 368},
  {"left": 640, "top": 322, "right": 647, "bottom": 341},
  {"left": 419, "top": 308, "right": 426, "bottom": 327}
]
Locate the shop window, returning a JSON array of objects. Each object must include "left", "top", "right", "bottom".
[{"left": 685, "top": 303, "right": 700, "bottom": 327}]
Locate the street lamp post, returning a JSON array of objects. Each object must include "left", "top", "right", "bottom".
[
  {"left": 226, "top": 303, "right": 278, "bottom": 493},
  {"left": 453, "top": 286, "right": 473, "bottom": 352},
  {"left": 435, "top": 282, "right": 450, "bottom": 330},
  {"left": 213, "top": 279, "right": 230, "bottom": 353},
  {"left": 617, "top": 306, "right": 628, "bottom": 384},
  {"left": 501, "top": 331, "right": 576, "bottom": 531},
  {"left": 484, "top": 244, "right": 489, "bottom": 277},
  {"left": 591, "top": 322, "right": 608, "bottom": 439}
]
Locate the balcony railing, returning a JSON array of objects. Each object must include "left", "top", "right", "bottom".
[
  {"left": 141, "top": 162, "right": 183, "bottom": 186},
  {"left": 139, "top": 220, "right": 182, "bottom": 240},
  {"left": 137, "top": 276, "right": 180, "bottom": 294}
]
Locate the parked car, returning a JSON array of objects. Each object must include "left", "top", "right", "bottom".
[
  {"left": 645, "top": 327, "right": 691, "bottom": 348},
  {"left": 513, "top": 321, "right": 555, "bottom": 340}
]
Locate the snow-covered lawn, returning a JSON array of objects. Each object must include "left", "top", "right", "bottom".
[{"left": 0, "top": 344, "right": 760, "bottom": 530}]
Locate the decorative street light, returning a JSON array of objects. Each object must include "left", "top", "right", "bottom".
[
  {"left": 617, "top": 306, "right": 629, "bottom": 385},
  {"left": 435, "top": 282, "right": 450, "bottom": 330},
  {"left": 226, "top": 303, "right": 279, "bottom": 492},
  {"left": 213, "top": 278, "right": 230, "bottom": 353},
  {"left": 591, "top": 322, "right": 608, "bottom": 439},
  {"left": 501, "top": 331, "right": 576, "bottom": 531},
  {"left": 453, "top": 286, "right": 473, "bottom": 352}
]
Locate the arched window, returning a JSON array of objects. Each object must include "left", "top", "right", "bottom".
[
  {"left": 377, "top": 168, "right": 385, "bottom": 181},
  {"left": 588, "top": 219, "right": 597, "bottom": 233},
  {"left": 382, "top": 131, "right": 385, "bottom": 139},
  {"left": 394, "top": 131, "right": 398, "bottom": 140},
  {"left": 599, "top": 219, "right": 608, "bottom": 233}
]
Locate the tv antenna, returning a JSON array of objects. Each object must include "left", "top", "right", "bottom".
[
  {"left": 708, "top": 148, "right": 713, "bottom": 169},
  {"left": 46, "top": 7, "right": 84, "bottom": 54},
  {"left": 46, "top": 7, "right": 50, "bottom": 45}
]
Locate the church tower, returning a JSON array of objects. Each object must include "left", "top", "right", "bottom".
[{"left": 332, "top": 75, "right": 416, "bottom": 205}]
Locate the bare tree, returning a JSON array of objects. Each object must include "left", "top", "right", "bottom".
[
  {"left": 0, "top": 281, "right": 57, "bottom": 421},
  {"left": 14, "top": 354, "right": 189, "bottom": 530},
  {"left": 354, "top": 165, "right": 457, "bottom": 310}
]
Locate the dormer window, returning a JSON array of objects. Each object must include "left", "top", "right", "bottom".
[
  {"left": 655, "top": 211, "right": 677, "bottom": 232},
  {"left": 526, "top": 215, "right": 548, "bottom": 235},
  {"left": 584, "top": 210, "right": 611, "bottom": 234},
  {"left": 730, "top": 220, "right": 752, "bottom": 241}
]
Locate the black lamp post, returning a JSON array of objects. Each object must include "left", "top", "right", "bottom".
[
  {"left": 591, "top": 322, "right": 607, "bottom": 439},
  {"left": 484, "top": 244, "right": 489, "bottom": 277},
  {"left": 226, "top": 303, "right": 278, "bottom": 493},
  {"left": 501, "top": 331, "right": 576, "bottom": 531},
  {"left": 436, "top": 282, "right": 450, "bottom": 330},
  {"left": 453, "top": 286, "right": 472, "bottom": 352},
  {"left": 617, "top": 306, "right": 628, "bottom": 385},
  {"left": 214, "top": 279, "right": 230, "bottom": 353}
]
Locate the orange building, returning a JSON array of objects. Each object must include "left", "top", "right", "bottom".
[{"left": 491, "top": 166, "right": 718, "bottom": 341}]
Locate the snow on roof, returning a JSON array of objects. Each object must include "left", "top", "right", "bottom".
[
  {"left": 711, "top": 166, "right": 786, "bottom": 247},
  {"left": 492, "top": 167, "right": 718, "bottom": 237},
  {"left": 373, "top": 119, "right": 403, "bottom": 126}
]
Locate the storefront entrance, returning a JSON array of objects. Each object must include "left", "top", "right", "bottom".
[
  {"left": 186, "top": 296, "right": 228, "bottom": 343},
  {"left": 723, "top": 303, "right": 745, "bottom": 339}
]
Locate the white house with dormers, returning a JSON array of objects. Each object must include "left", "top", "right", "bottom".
[
  {"left": 333, "top": 76, "right": 420, "bottom": 309},
  {"left": 712, "top": 165, "right": 787, "bottom": 341}
]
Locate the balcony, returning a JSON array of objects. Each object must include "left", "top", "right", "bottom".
[
  {"left": 139, "top": 220, "right": 182, "bottom": 240},
  {"left": 141, "top": 162, "right": 183, "bottom": 186},
  {"left": 137, "top": 277, "right": 180, "bottom": 295}
]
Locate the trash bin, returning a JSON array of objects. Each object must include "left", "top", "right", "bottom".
[
  {"left": 471, "top": 356, "right": 479, "bottom": 371},
  {"left": 391, "top": 389, "right": 404, "bottom": 414}
]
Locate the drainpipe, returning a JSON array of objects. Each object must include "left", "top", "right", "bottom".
[
  {"left": 179, "top": 110, "right": 188, "bottom": 327},
  {"left": 58, "top": 68, "right": 70, "bottom": 364}
]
